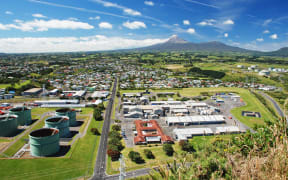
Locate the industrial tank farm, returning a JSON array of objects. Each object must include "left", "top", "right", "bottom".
[
  {"left": 45, "top": 116, "right": 70, "bottom": 138},
  {"left": 29, "top": 128, "right": 60, "bottom": 157},
  {"left": 0, "top": 115, "right": 18, "bottom": 137},
  {"left": 9, "top": 107, "right": 32, "bottom": 126},
  {"left": 55, "top": 108, "right": 77, "bottom": 126}
]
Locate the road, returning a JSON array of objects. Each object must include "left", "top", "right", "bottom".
[
  {"left": 104, "top": 168, "right": 151, "bottom": 180},
  {"left": 258, "top": 91, "right": 285, "bottom": 117},
  {"left": 92, "top": 77, "right": 118, "bottom": 180}
]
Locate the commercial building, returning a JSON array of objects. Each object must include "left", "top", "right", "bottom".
[
  {"left": 215, "top": 126, "right": 240, "bottom": 134},
  {"left": 134, "top": 120, "right": 173, "bottom": 145},
  {"left": 91, "top": 91, "right": 110, "bottom": 98},
  {"left": 166, "top": 115, "right": 225, "bottom": 126},
  {"left": 22, "top": 88, "right": 42, "bottom": 96},
  {"left": 173, "top": 128, "right": 213, "bottom": 141}
]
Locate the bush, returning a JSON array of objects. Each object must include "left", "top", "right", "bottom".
[
  {"left": 128, "top": 151, "right": 145, "bottom": 164},
  {"left": 112, "top": 124, "right": 121, "bottom": 131},
  {"left": 115, "top": 119, "right": 122, "bottom": 123},
  {"left": 108, "top": 138, "right": 124, "bottom": 151},
  {"left": 179, "top": 140, "right": 196, "bottom": 152},
  {"left": 93, "top": 107, "right": 103, "bottom": 121},
  {"left": 109, "top": 131, "right": 122, "bottom": 140},
  {"left": 90, "top": 128, "right": 101, "bottom": 135},
  {"left": 144, "top": 149, "right": 155, "bottom": 159},
  {"left": 163, "top": 144, "right": 174, "bottom": 156},
  {"left": 107, "top": 145, "right": 121, "bottom": 161}
]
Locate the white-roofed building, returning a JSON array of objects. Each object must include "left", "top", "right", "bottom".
[
  {"left": 173, "top": 128, "right": 213, "bottom": 141},
  {"left": 166, "top": 115, "right": 225, "bottom": 126},
  {"left": 215, "top": 126, "right": 240, "bottom": 134}
]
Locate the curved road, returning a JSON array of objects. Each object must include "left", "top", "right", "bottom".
[{"left": 258, "top": 91, "right": 285, "bottom": 117}]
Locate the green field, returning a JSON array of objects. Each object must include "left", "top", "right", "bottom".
[{"left": 0, "top": 107, "right": 102, "bottom": 180}]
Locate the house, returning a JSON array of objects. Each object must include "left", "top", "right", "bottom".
[{"left": 22, "top": 88, "right": 42, "bottom": 96}]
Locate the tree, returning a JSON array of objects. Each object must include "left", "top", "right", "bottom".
[
  {"left": 93, "top": 107, "right": 103, "bottom": 121},
  {"left": 179, "top": 140, "right": 196, "bottom": 153},
  {"left": 128, "top": 151, "right": 145, "bottom": 164},
  {"left": 144, "top": 149, "right": 155, "bottom": 159},
  {"left": 108, "top": 138, "right": 124, "bottom": 151},
  {"left": 109, "top": 131, "right": 122, "bottom": 140},
  {"left": 112, "top": 124, "right": 121, "bottom": 131},
  {"left": 87, "top": 96, "right": 93, "bottom": 101},
  {"left": 97, "top": 103, "right": 105, "bottom": 111},
  {"left": 90, "top": 128, "right": 101, "bottom": 135},
  {"left": 163, "top": 144, "right": 174, "bottom": 156},
  {"left": 107, "top": 145, "right": 121, "bottom": 161}
]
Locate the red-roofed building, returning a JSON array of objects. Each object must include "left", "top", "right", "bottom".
[{"left": 134, "top": 120, "right": 173, "bottom": 145}]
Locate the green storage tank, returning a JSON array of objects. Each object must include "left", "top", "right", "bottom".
[
  {"left": 9, "top": 107, "right": 32, "bottom": 126},
  {"left": 45, "top": 116, "right": 70, "bottom": 138},
  {"left": 0, "top": 115, "right": 18, "bottom": 137},
  {"left": 29, "top": 128, "right": 60, "bottom": 157},
  {"left": 55, "top": 108, "right": 77, "bottom": 126}
]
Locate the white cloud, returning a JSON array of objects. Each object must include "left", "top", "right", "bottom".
[
  {"left": 256, "top": 38, "right": 264, "bottom": 42},
  {"left": 224, "top": 33, "right": 229, "bottom": 38},
  {"left": 197, "top": 19, "right": 215, "bottom": 26},
  {"left": 32, "top": 13, "right": 47, "bottom": 18},
  {"left": 92, "top": 0, "right": 141, "bottom": 16},
  {"left": 99, "top": 22, "right": 113, "bottom": 29},
  {"left": 183, "top": 20, "right": 190, "bottom": 25},
  {"left": 5, "top": 11, "right": 13, "bottom": 15},
  {"left": 0, "top": 19, "right": 94, "bottom": 31},
  {"left": 270, "top": 34, "right": 278, "bottom": 39},
  {"left": 263, "top": 19, "right": 272, "bottom": 26},
  {"left": 263, "top": 30, "right": 270, "bottom": 34},
  {"left": 144, "top": 1, "right": 154, "bottom": 6},
  {"left": 123, "top": 21, "right": 146, "bottom": 29},
  {"left": 0, "top": 35, "right": 168, "bottom": 53},
  {"left": 89, "top": 16, "right": 101, "bottom": 20},
  {"left": 187, "top": 28, "right": 196, "bottom": 34},
  {"left": 223, "top": 19, "right": 234, "bottom": 25}
]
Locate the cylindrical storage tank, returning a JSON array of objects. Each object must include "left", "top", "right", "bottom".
[
  {"left": 45, "top": 116, "right": 70, "bottom": 138},
  {"left": 55, "top": 108, "right": 77, "bottom": 126},
  {"left": 0, "top": 115, "right": 18, "bottom": 137},
  {"left": 9, "top": 107, "right": 32, "bottom": 126},
  {"left": 29, "top": 128, "right": 60, "bottom": 157}
]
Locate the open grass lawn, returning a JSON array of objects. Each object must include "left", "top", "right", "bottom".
[
  {"left": 0, "top": 107, "right": 102, "bottom": 180},
  {"left": 0, "top": 84, "right": 10, "bottom": 89},
  {"left": 107, "top": 135, "right": 233, "bottom": 175}
]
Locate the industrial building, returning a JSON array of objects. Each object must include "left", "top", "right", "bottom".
[
  {"left": 22, "top": 88, "right": 42, "bottom": 96},
  {"left": 45, "top": 116, "right": 70, "bottom": 138},
  {"left": 173, "top": 128, "right": 213, "bottom": 141},
  {"left": 34, "top": 99, "right": 79, "bottom": 105},
  {"left": 9, "top": 107, "right": 32, "bottom": 126},
  {"left": 134, "top": 120, "right": 173, "bottom": 145},
  {"left": 166, "top": 115, "right": 225, "bottom": 126},
  {"left": 91, "top": 91, "right": 110, "bottom": 98},
  {"left": 63, "top": 90, "right": 86, "bottom": 98},
  {"left": 29, "top": 128, "right": 60, "bottom": 157},
  {"left": 215, "top": 126, "right": 241, "bottom": 134},
  {"left": 0, "top": 115, "right": 18, "bottom": 137}
]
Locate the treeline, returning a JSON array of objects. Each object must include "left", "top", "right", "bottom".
[{"left": 188, "top": 67, "right": 226, "bottom": 79}]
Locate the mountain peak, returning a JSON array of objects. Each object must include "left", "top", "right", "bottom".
[{"left": 166, "top": 35, "right": 188, "bottom": 44}]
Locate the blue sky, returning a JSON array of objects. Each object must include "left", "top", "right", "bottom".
[{"left": 0, "top": 0, "right": 287, "bottom": 53}]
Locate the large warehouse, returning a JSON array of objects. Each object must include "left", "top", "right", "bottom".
[
  {"left": 166, "top": 115, "right": 225, "bottom": 126},
  {"left": 173, "top": 128, "right": 214, "bottom": 141}
]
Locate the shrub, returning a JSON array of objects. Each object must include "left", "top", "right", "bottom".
[
  {"left": 128, "top": 151, "right": 145, "bottom": 164},
  {"left": 163, "top": 144, "right": 174, "bottom": 156},
  {"left": 90, "top": 128, "right": 101, "bottom": 135},
  {"left": 179, "top": 140, "right": 196, "bottom": 152},
  {"left": 144, "top": 149, "right": 155, "bottom": 159},
  {"left": 112, "top": 124, "right": 121, "bottom": 131}
]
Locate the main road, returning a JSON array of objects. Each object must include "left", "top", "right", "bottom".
[
  {"left": 258, "top": 91, "right": 285, "bottom": 117},
  {"left": 92, "top": 77, "right": 118, "bottom": 180}
]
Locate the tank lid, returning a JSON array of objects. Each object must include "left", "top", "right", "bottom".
[
  {"left": 46, "top": 116, "right": 69, "bottom": 122},
  {"left": 30, "top": 128, "right": 59, "bottom": 137}
]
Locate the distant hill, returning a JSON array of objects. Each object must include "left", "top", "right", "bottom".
[
  {"left": 263, "top": 47, "right": 288, "bottom": 56},
  {"left": 134, "top": 35, "right": 256, "bottom": 53}
]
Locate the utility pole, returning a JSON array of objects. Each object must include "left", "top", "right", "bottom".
[{"left": 119, "top": 154, "right": 126, "bottom": 180}]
